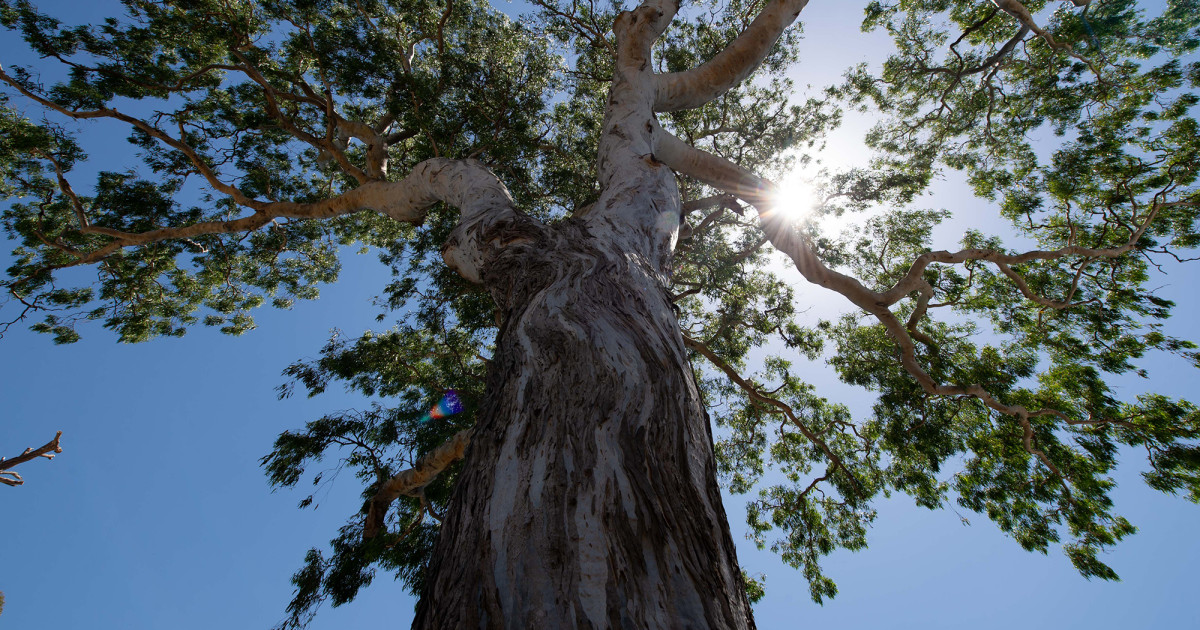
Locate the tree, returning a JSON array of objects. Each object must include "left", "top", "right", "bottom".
[{"left": 1, "top": 0, "right": 1198, "bottom": 627}]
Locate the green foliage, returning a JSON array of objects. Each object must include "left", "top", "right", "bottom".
[
  {"left": 741, "top": 571, "right": 766, "bottom": 605},
  {"left": 0, "top": 0, "right": 557, "bottom": 340},
  {"left": 261, "top": 399, "right": 472, "bottom": 626}
]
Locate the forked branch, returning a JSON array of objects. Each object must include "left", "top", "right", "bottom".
[{"left": 991, "top": 0, "right": 1104, "bottom": 76}]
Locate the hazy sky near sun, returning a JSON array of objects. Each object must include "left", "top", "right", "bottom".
[{"left": 2, "top": 1, "right": 1198, "bottom": 629}]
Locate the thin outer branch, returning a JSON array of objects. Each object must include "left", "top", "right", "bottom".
[
  {"left": 230, "top": 51, "right": 373, "bottom": 184},
  {"left": 0, "top": 66, "right": 298, "bottom": 209},
  {"left": 878, "top": 201, "right": 1187, "bottom": 306},
  {"left": 1, "top": 431, "right": 63, "bottom": 487},
  {"left": 683, "top": 335, "right": 866, "bottom": 500},
  {"left": 363, "top": 428, "right": 473, "bottom": 540},
  {"left": 33, "top": 149, "right": 89, "bottom": 229}
]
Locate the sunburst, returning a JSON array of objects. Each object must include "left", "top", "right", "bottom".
[{"left": 769, "top": 169, "right": 821, "bottom": 225}]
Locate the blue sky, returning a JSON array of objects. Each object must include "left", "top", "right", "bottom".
[{"left": 3, "top": 1, "right": 1199, "bottom": 629}]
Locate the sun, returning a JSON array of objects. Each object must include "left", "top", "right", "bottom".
[{"left": 770, "top": 169, "right": 821, "bottom": 224}]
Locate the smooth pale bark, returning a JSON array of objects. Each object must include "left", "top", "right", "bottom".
[
  {"left": 411, "top": 4, "right": 754, "bottom": 628},
  {"left": 653, "top": 0, "right": 811, "bottom": 112}
]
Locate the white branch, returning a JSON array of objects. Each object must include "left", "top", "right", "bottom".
[
  {"left": 653, "top": 0, "right": 811, "bottom": 112},
  {"left": 650, "top": 123, "right": 882, "bottom": 308}
]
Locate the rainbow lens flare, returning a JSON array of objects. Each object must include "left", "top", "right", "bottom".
[{"left": 419, "top": 390, "right": 464, "bottom": 423}]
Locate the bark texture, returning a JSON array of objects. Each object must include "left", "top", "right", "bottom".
[{"left": 413, "top": 218, "right": 752, "bottom": 629}]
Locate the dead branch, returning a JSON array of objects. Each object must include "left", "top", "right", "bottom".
[{"left": 1, "top": 431, "right": 63, "bottom": 487}]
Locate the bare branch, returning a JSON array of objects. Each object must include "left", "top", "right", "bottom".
[
  {"left": 1, "top": 431, "right": 63, "bottom": 487},
  {"left": 363, "top": 428, "right": 473, "bottom": 540}
]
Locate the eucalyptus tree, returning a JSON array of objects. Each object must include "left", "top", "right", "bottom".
[{"left": 2, "top": 0, "right": 1199, "bottom": 628}]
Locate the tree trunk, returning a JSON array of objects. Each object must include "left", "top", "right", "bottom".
[
  {"left": 414, "top": 6, "right": 754, "bottom": 626},
  {"left": 413, "top": 214, "right": 755, "bottom": 629}
]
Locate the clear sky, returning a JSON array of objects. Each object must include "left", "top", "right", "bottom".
[{"left": 2, "top": 1, "right": 1198, "bottom": 629}]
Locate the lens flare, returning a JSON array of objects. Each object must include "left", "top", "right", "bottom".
[{"left": 419, "top": 390, "right": 464, "bottom": 423}]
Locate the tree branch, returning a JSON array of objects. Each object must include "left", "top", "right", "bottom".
[
  {"left": 651, "top": 125, "right": 1148, "bottom": 491},
  {"left": 651, "top": 123, "right": 883, "bottom": 309},
  {"left": 13, "top": 158, "right": 520, "bottom": 287},
  {"left": 877, "top": 200, "right": 1187, "bottom": 307},
  {"left": 1, "top": 431, "right": 63, "bottom": 487},
  {"left": 653, "top": 0, "right": 810, "bottom": 112},
  {"left": 991, "top": 0, "right": 1104, "bottom": 77},
  {"left": 683, "top": 335, "right": 865, "bottom": 500},
  {"left": 363, "top": 428, "right": 473, "bottom": 540}
]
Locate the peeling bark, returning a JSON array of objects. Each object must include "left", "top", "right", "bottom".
[{"left": 414, "top": 217, "right": 753, "bottom": 628}]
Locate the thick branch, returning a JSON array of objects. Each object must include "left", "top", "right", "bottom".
[
  {"left": 363, "top": 428, "right": 473, "bottom": 540},
  {"left": 653, "top": 0, "right": 810, "bottom": 112},
  {"left": 19, "top": 158, "right": 515, "bottom": 280},
  {"left": 651, "top": 123, "right": 883, "bottom": 310},
  {"left": 1, "top": 431, "right": 63, "bottom": 487}
]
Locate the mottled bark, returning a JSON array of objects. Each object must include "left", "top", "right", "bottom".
[{"left": 413, "top": 217, "right": 752, "bottom": 629}]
